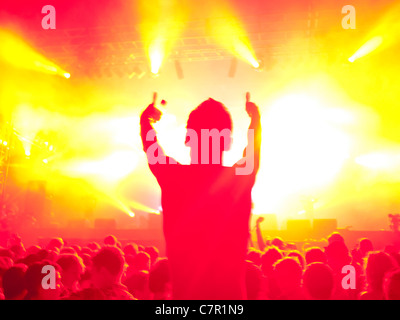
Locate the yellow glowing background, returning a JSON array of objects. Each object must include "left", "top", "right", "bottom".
[{"left": 0, "top": 1, "right": 400, "bottom": 230}]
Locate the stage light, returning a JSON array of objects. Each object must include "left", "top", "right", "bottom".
[
  {"left": 348, "top": 36, "right": 383, "bottom": 63},
  {"left": 149, "top": 39, "right": 164, "bottom": 75},
  {"left": 2, "top": 141, "right": 7, "bottom": 146},
  {"left": 0, "top": 29, "right": 70, "bottom": 78},
  {"left": 25, "top": 150, "right": 31, "bottom": 156},
  {"left": 64, "top": 72, "right": 71, "bottom": 79},
  {"left": 49, "top": 145, "right": 54, "bottom": 151},
  {"left": 43, "top": 159, "right": 48, "bottom": 164}
]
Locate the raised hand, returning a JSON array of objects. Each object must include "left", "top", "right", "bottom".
[
  {"left": 245, "top": 92, "right": 260, "bottom": 119},
  {"left": 141, "top": 92, "right": 163, "bottom": 123}
]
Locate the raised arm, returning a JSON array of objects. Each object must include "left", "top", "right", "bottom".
[
  {"left": 234, "top": 93, "right": 262, "bottom": 175},
  {"left": 140, "top": 97, "right": 178, "bottom": 167}
]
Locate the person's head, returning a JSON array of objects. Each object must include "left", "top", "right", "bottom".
[
  {"left": 274, "top": 257, "right": 303, "bottom": 292},
  {"left": 149, "top": 258, "right": 171, "bottom": 299},
  {"left": 46, "top": 238, "right": 64, "bottom": 251},
  {"left": 56, "top": 254, "right": 85, "bottom": 290},
  {"left": 384, "top": 269, "right": 400, "bottom": 300},
  {"left": 104, "top": 235, "right": 117, "bottom": 246},
  {"left": 366, "top": 251, "right": 397, "bottom": 292},
  {"left": 325, "top": 241, "right": 351, "bottom": 271},
  {"left": 358, "top": 238, "right": 373, "bottom": 257},
  {"left": 125, "top": 270, "right": 150, "bottom": 300},
  {"left": 2, "top": 264, "right": 28, "bottom": 299},
  {"left": 124, "top": 243, "right": 138, "bottom": 257},
  {"left": 303, "top": 263, "right": 334, "bottom": 300},
  {"left": 247, "top": 249, "right": 262, "bottom": 266},
  {"left": 271, "top": 237, "right": 285, "bottom": 250},
  {"left": 327, "top": 232, "right": 345, "bottom": 245},
  {"left": 288, "top": 251, "right": 305, "bottom": 270},
  {"left": 185, "top": 99, "right": 232, "bottom": 165},
  {"left": 144, "top": 246, "right": 159, "bottom": 266},
  {"left": 24, "top": 261, "right": 62, "bottom": 300},
  {"left": 261, "top": 247, "right": 283, "bottom": 275},
  {"left": 305, "top": 247, "right": 327, "bottom": 265},
  {"left": 133, "top": 252, "right": 151, "bottom": 272},
  {"left": 91, "top": 246, "right": 125, "bottom": 288}
]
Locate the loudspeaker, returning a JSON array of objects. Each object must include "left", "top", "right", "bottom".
[
  {"left": 94, "top": 218, "right": 116, "bottom": 230},
  {"left": 313, "top": 219, "right": 337, "bottom": 237}
]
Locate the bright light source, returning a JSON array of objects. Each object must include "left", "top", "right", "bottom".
[
  {"left": 2, "top": 141, "right": 7, "bottom": 146},
  {"left": 149, "top": 40, "right": 164, "bottom": 75},
  {"left": 64, "top": 72, "right": 71, "bottom": 79},
  {"left": 25, "top": 150, "right": 31, "bottom": 156},
  {"left": 49, "top": 145, "right": 54, "bottom": 151},
  {"left": 355, "top": 153, "right": 398, "bottom": 170},
  {"left": 348, "top": 36, "right": 383, "bottom": 63},
  {"left": 43, "top": 159, "right": 48, "bottom": 164}
]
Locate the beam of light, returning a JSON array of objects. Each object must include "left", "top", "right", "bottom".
[
  {"left": 61, "top": 151, "right": 138, "bottom": 182},
  {"left": 207, "top": 4, "right": 259, "bottom": 68},
  {"left": 127, "top": 200, "right": 160, "bottom": 215},
  {"left": 348, "top": 3, "right": 400, "bottom": 63},
  {"left": 0, "top": 29, "right": 70, "bottom": 78},
  {"left": 355, "top": 152, "right": 400, "bottom": 170},
  {"left": 138, "top": 0, "right": 187, "bottom": 75},
  {"left": 348, "top": 36, "right": 383, "bottom": 63}
]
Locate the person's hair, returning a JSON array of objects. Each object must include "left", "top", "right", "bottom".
[
  {"left": 124, "top": 243, "right": 139, "bottom": 256},
  {"left": 104, "top": 235, "right": 117, "bottom": 246},
  {"left": 287, "top": 251, "right": 305, "bottom": 270},
  {"left": 24, "top": 261, "right": 59, "bottom": 299},
  {"left": 92, "top": 246, "right": 125, "bottom": 277},
  {"left": 261, "top": 247, "right": 283, "bottom": 275},
  {"left": 186, "top": 98, "right": 232, "bottom": 134},
  {"left": 47, "top": 238, "right": 64, "bottom": 250},
  {"left": 144, "top": 246, "right": 159, "bottom": 265},
  {"left": 247, "top": 249, "right": 262, "bottom": 266},
  {"left": 366, "top": 251, "right": 397, "bottom": 292},
  {"left": 133, "top": 252, "right": 151, "bottom": 271},
  {"left": 303, "top": 262, "right": 334, "bottom": 300},
  {"left": 273, "top": 257, "right": 303, "bottom": 289},
  {"left": 384, "top": 269, "right": 400, "bottom": 300},
  {"left": 327, "top": 232, "right": 345, "bottom": 245},
  {"left": 359, "top": 238, "right": 373, "bottom": 254},
  {"left": 56, "top": 254, "right": 84, "bottom": 273},
  {"left": 305, "top": 247, "right": 327, "bottom": 265},
  {"left": 149, "top": 258, "right": 170, "bottom": 293},
  {"left": 2, "top": 264, "right": 28, "bottom": 299}
]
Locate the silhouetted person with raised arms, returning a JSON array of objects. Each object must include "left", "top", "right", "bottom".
[{"left": 140, "top": 93, "right": 261, "bottom": 299}]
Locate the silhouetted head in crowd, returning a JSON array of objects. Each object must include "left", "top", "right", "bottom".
[
  {"left": 56, "top": 254, "right": 85, "bottom": 293},
  {"left": 104, "top": 235, "right": 117, "bottom": 246},
  {"left": 87, "top": 242, "right": 101, "bottom": 252},
  {"left": 364, "top": 251, "right": 397, "bottom": 298},
  {"left": 305, "top": 247, "right": 327, "bottom": 265},
  {"left": 24, "top": 261, "right": 62, "bottom": 300},
  {"left": 185, "top": 98, "right": 232, "bottom": 164},
  {"left": 247, "top": 249, "right": 262, "bottom": 266},
  {"left": 304, "top": 262, "right": 334, "bottom": 300},
  {"left": 327, "top": 232, "right": 345, "bottom": 245},
  {"left": 47, "top": 237, "right": 64, "bottom": 251},
  {"left": 384, "top": 269, "right": 400, "bottom": 300},
  {"left": 149, "top": 258, "right": 171, "bottom": 300},
  {"left": 2, "top": 264, "right": 28, "bottom": 300},
  {"left": 288, "top": 251, "right": 305, "bottom": 270},
  {"left": 124, "top": 243, "right": 139, "bottom": 257},
  {"left": 10, "top": 243, "right": 26, "bottom": 261},
  {"left": 358, "top": 238, "right": 373, "bottom": 257},
  {"left": 325, "top": 241, "right": 351, "bottom": 272},
  {"left": 91, "top": 246, "right": 125, "bottom": 289},
  {"left": 274, "top": 257, "right": 305, "bottom": 299},
  {"left": 261, "top": 247, "right": 283, "bottom": 275},
  {"left": 133, "top": 252, "right": 151, "bottom": 272},
  {"left": 144, "top": 246, "right": 159, "bottom": 266},
  {"left": 271, "top": 237, "right": 285, "bottom": 250}
]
